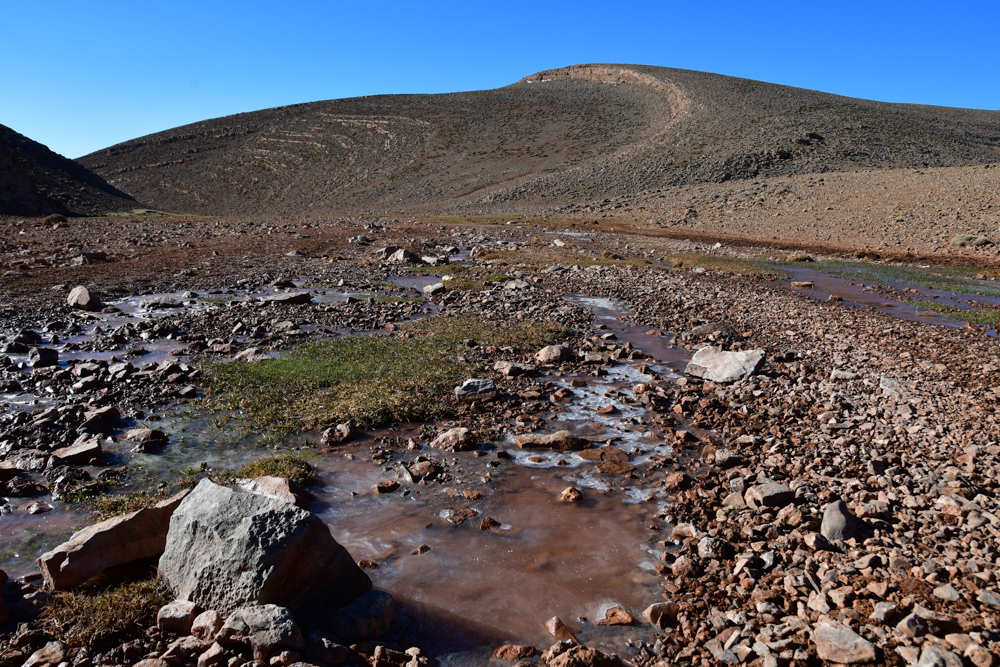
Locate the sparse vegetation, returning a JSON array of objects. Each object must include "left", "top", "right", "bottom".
[
  {"left": 84, "top": 490, "right": 170, "bottom": 521},
  {"left": 230, "top": 454, "right": 316, "bottom": 486},
  {"left": 667, "top": 254, "right": 785, "bottom": 277},
  {"left": 41, "top": 576, "right": 172, "bottom": 650},
  {"left": 817, "top": 261, "right": 1000, "bottom": 297},
  {"left": 910, "top": 300, "right": 1000, "bottom": 324},
  {"left": 207, "top": 315, "right": 566, "bottom": 432}
]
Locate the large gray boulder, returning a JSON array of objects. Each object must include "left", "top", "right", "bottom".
[
  {"left": 38, "top": 490, "right": 188, "bottom": 590},
  {"left": 158, "top": 479, "right": 371, "bottom": 616},
  {"left": 684, "top": 346, "right": 765, "bottom": 383}
]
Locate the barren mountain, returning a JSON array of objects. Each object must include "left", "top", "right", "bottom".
[
  {"left": 79, "top": 64, "right": 1000, "bottom": 216},
  {"left": 0, "top": 124, "right": 136, "bottom": 217}
]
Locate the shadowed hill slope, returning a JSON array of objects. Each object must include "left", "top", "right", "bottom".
[
  {"left": 78, "top": 64, "right": 1000, "bottom": 216},
  {"left": 0, "top": 124, "right": 137, "bottom": 216}
]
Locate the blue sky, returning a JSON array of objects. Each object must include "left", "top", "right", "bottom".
[{"left": 4, "top": 0, "right": 998, "bottom": 159}]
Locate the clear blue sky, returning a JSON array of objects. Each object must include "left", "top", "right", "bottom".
[{"left": 4, "top": 0, "right": 998, "bottom": 159}]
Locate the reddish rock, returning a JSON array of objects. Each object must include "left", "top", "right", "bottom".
[
  {"left": 595, "top": 605, "right": 634, "bottom": 626},
  {"left": 38, "top": 490, "right": 188, "bottom": 590},
  {"left": 514, "top": 431, "right": 589, "bottom": 451},
  {"left": 495, "top": 644, "right": 537, "bottom": 660}
]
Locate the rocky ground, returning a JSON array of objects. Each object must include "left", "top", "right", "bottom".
[{"left": 0, "top": 215, "right": 998, "bottom": 667}]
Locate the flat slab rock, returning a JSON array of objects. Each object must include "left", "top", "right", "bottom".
[
  {"left": 811, "top": 619, "right": 877, "bottom": 663},
  {"left": 158, "top": 479, "right": 371, "bottom": 616},
  {"left": 514, "top": 430, "right": 591, "bottom": 451},
  {"left": 38, "top": 490, "right": 189, "bottom": 590},
  {"left": 684, "top": 346, "right": 765, "bottom": 384}
]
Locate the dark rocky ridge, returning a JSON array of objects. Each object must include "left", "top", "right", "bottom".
[
  {"left": 78, "top": 64, "right": 1000, "bottom": 216},
  {"left": 0, "top": 124, "right": 137, "bottom": 217}
]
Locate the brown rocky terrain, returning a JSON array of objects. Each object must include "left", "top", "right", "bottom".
[
  {"left": 78, "top": 65, "right": 1000, "bottom": 224},
  {"left": 0, "top": 124, "right": 136, "bottom": 217}
]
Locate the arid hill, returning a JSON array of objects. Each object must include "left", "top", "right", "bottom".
[
  {"left": 0, "top": 124, "right": 136, "bottom": 217},
  {"left": 78, "top": 64, "right": 1000, "bottom": 216}
]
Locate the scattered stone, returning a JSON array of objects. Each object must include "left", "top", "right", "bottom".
[
  {"left": 821, "top": 499, "right": 866, "bottom": 542},
  {"left": 595, "top": 605, "right": 633, "bottom": 626},
  {"left": 514, "top": 431, "right": 589, "bottom": 451},
  {"left": 811, "top": 619, "right": 877, "bottom": 663},
  {"left": 454, "top": 378, "right": 497, "bottom": 400},
  {"left": 158, "top": 600, "right": 199, "bottom": 634},
  {"left": 743, "top": 483, "right": 794, "bottom": 510},
  {"left": 429, "top": 427, "right": 476, "bottom": 452},
  {"left": 535, "top": 344, "right": 572, "bottom": 364},
  {"left": 125, "top": 427, "right": 168, "bottom": 453},
  {"left": 28, "top": 347, "right": 58, "bottom": 368},
  {"left": 191, "top": 610, "right": 224, "bottom": 642},
  {"left": 321, "top": 422, "right": 358, "bottom": 445},
  {"left": 67, "top": 285, "right": 101, "bottom": 311},
  {"left": 236, "top": 476, "right": 309, "bottom": 508},
  {"left": 423, "top": 282, "right": 446, "bottom": 297},
  {"left": 495, "top": 644, "right": 537, "bottom": 660},
  {"left": 216, "top": 604, "right": 304, "bottom": 662},
  {"left": 684, "top": 346, "right": 765, "bottom": 383}
]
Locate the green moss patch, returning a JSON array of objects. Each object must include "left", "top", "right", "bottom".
[{"left": 207, "top": 315, "right": 566, "bottom": 433}]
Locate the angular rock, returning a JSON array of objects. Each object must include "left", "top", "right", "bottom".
[
  {"left": 28, "top": 347, "right": 58, "bottom": 368},
  {"left": 423, "top": 282, "right": 446, "bottom": 297},
  {"left": 217, "top": 604, "right": 304, "bottom": 662},
  {"left": 429, "top": 427, "right": 476, "bottom": 452},
  {"left": 454, "top": 378, "right": 497, "bottom": 400},
  {"left": 305, "top": 632, "right": 351, "bottom": 665},
  {"left": 743, "top": 483, "right": 794, "bottom": 510},
  {"left": 559, "top": 487, "right": 582, "bottom": 503},
  {"left": 493, "top": 360, "right": 535, "bottom": 377},
  {"left": 321, "top": 422, "right": 358, "bottom": 446},
  {"left": 917, "top": 645, "right": 963, "bottom": 667},
  {"left": 38, "top": 490, "right": 188, "bottom": 590},
  {"left": 535, "top": 345, "right": 572, "bottom": 364},
  {"left": 236, "top": 476, "right": 309, "bottom": 509},
  {"left": 811, "top": 619, "right": 877, "bottom": 663},
  {"left": 158, "top": 600, "right": 199, "bottom": 634},
  {"left": 542, "top": 642, "right": 622, "bottom": 667},
  {"left": 23, "top": 643, "right": 66, "bottom": 667},
  {"left": 266, "top": 292, "right": 312, "bottom": 306},
  {"left": 191, "top": 610, "right": 224, "bottom": 642},
  {"left": 689, "top": 321, "right": 741, "bottom": 341},
  {"left": 821, "top": 500, "right": 865, "bottom": 542},
  {"left": 158, "top": 479, "right": 371, "bottom": 615},
  {"left": 495, "top": 644, "right": 537, "bottom": 660},
  {"left": 51, "top": 437, "right": 102, "bottom": 465},
  {"left": 329, "top": 590, "right": 394, "bottom": 642},
  {"left": 67, "top": 285, "right": 101, "bottom": 311},
  {"left": 387, "top": 249, "right": 420, "bottom": 264},
  {"left": 514, "top": 431, "right": 589, "bottom": 451},
  {"left": 126, "top": 428, "right": 168, "bottom": 453},
  {"left": 684, "top": 346, "right": 765, "bottom": 383}
]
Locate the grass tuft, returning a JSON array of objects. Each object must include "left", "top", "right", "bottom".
[
  {"left": 40, "top": 576, "right": 172, "bottom": 650},
  {"left": 229, "top": 454, "right": 315, "bottom": 486},
  {"left": 85, "top": 491, "right": 170, "bottom": 521}
]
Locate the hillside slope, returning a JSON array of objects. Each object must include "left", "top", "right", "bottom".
[
  {"left": 79, "top": 64, "right": 1000, "bottom": 216},
  {"left": 0, "top": 124, "right": 136, "bottom": 216}
]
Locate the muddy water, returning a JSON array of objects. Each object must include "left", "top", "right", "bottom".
[
  {"left": 315, "top": 456, "right": 658, "bottom": 660},
  {"left": 774, "top": 264, "right": 1000, "bottom": 334},
  {"left": 0, "top": 289, "right": 691, "bottom": 662}
]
